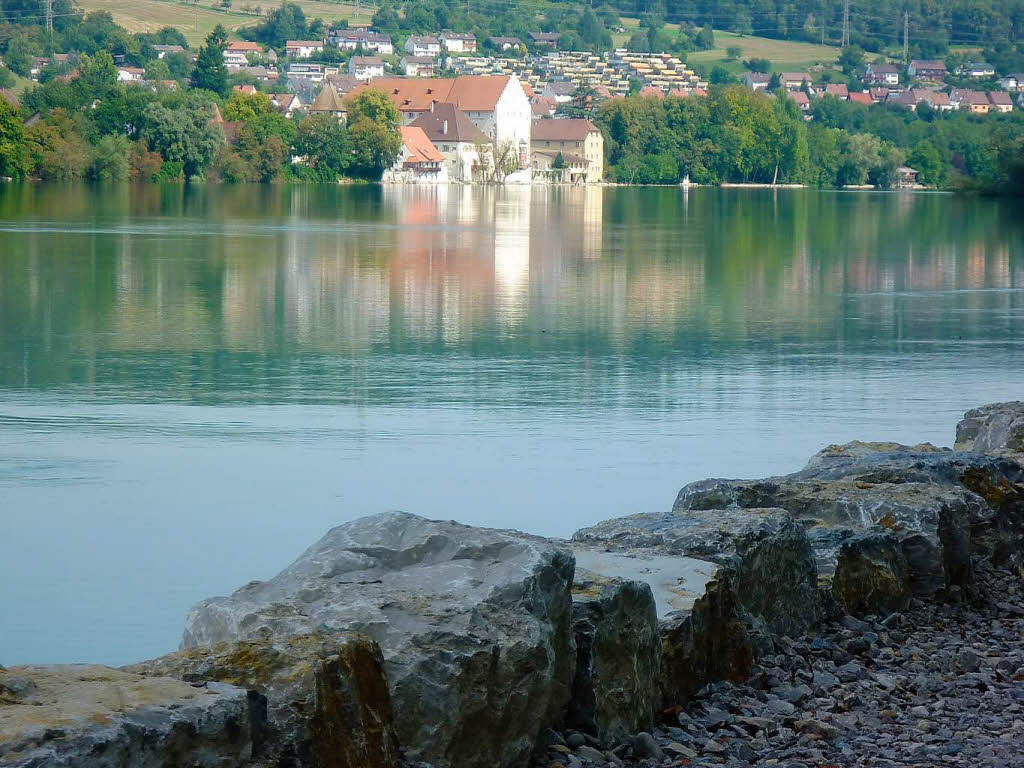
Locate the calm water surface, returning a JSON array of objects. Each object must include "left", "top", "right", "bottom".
[{"left": 1, "top": 184, "right": 1022, "bottom": 665}]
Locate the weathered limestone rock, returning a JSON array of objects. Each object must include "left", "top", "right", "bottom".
[
  {"left": 568, "top": 571, "right": 661, "bottom": 746},
  {"left": 956, "top": 401, "right": 1024, "bottom": 455},
  {"left": 676, "top": 477, "right": 978, "bottom": 598},
  {"left": 125, "top": 633, "right": 397, "bottom": 768},
  {"left": 180, "top": 512, "right": 576, "bottom": 768},
  {"left": 572, "top": 508, "right": 819, "bottom": 703},
  {"left": 573, "top": 508, "right": 820, "bottom": 637},
  {"left": 831, "top": 531, "right": 911, "bottom": 616},
  {"left": 0, "top": 664, "right": 256, "bottom": 767}
]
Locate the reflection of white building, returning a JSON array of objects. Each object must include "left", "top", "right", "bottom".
[{"left": 493, "top": 187, "right": 532, "bottom": 323}]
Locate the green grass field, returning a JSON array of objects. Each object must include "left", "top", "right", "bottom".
[
  {"left": 74, "top": 0, "right": 374, "bottom": 46},
  {"left": 688, "top": 30, "right": 839, "bottom": 73}
]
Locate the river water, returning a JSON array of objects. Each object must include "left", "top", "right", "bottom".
[{"left": 1, "top": 183, "right": 1022, "bottom": 665}]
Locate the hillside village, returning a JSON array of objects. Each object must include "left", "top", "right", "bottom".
[{"left": 1, "top": 2, "right": 1022, "bottom": 192}]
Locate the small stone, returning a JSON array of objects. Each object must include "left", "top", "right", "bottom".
[
  {"left": 630, "top": 732, "right": 662, "bottom": 760},
  {"left": 566, "top": 732, "right": 586, "bottom": 749},
  {"left": 663, "top": 741, "right": 698, "bottom": 758},
  {"left": 550, "top": 744, "right": 571, "bottom": 755},
  {"left": 702, "top": 738, "right": 727, "bottom": 754},
  {"left": 766, "top": 698, "right": 797, "bottom": 717},
  {"left": 575, "top": 744, "right": 607, "bottom": 763}
]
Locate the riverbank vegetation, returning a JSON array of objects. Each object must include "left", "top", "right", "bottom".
[{"left": 597, "top": 88, "right": 1024, "bottom": 194}]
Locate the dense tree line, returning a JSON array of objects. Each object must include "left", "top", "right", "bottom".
[{"left": 596, "top": 86, "right": 1024, "bottom": 193}]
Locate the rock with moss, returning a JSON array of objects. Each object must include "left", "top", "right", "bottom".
[
  {"left": 180, "top": 512, "right": 576, "bottom": 768},
  {"left": 831, "top": 530, "right": 911, "bottom": 616},
  {"left": 0, "top": 664, "right": 257, "bottom": 767},
  {"left": 568, "top": 570, "right": 661, "bottom": 746},
  {"left": 125, "top": 632, "right": 397, "bottom": 768}
]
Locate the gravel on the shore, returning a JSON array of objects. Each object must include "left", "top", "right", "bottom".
[{"left": 532, "top": 561, "right": 1024, "bottom": 768}]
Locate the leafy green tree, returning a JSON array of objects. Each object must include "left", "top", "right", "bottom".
[
  {"left": 552, "top": 150, "right": 565, "bottom": 169},
  {"left": 838, "top": 45, "right": 865, "bottom": 76},
  {"left": 141, "top": 95, "right": 223, "bottom": 178},
  {"left": 906, "top": 140, "right": 944, "bottom": 186},
  {"left": 88, "top": 134, "right": 131, "bottom": 180},
  {"left": 223, "top": 90, "right": 274, "bottom": 121},
  {"left": 293, "top": 112, "right": 350, "bottom": 180},
  {"left": 73, "top": 50, "right": 118, "bottom": 104},
  {"left": 190, "top": 25, "right": 229, "bottom": 97},
  {"left": 145, "top": 58, "right": 171, "bottom": 82},
  {"left": 0, "top": 66, "right": 15, "bottom": 90},
  {"left": 248, "top": 1, "right": 307, "bottom": 49},
  {"left": 345, "top": 89, "right": 402, "bottom": 178},
  {"left": 0, "top": 95, "right": 28, "bottom": 179},
  {"left": 24, "top": 109, "right": 90, "bottom": 179},
  {"left": 726, "top": 45, "right": 742, "bottom": 60}
]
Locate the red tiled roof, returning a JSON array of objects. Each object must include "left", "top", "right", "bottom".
[
  {"left": 400, "top": 126, "right": 444, "bottom": 164},
  {"left": 348, "top": 75, "right": 513, "bottom": 113},
  {"left": 849, "top": 91, "right": 872, "bottom": 105}
]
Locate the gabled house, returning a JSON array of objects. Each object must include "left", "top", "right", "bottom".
[
  {"left": 988, "top": 90, "right": 1014, "bottom": 112},
  {"left": 329, "top": 30, "right": 394, "bottom": 55},
  {"left": 286, "top": 40, "right": 324, "bottom": 59},
  {"left": 117, "top": 66, "right": 145, "bottom": 82},
  {"left": 955, "top": 89, "right": 990, "bottom": 113},
  {"left": 440, "top": 32, "right": 476, "bottom": 53},
  {"left": 959, "top": 62, "right": 995, "bottom": 79},
  {"left": 349, "top": 56, "right": 385, "bottom": 80},
  {"left": 489, "top": 36, "right": 523, "bottom": 52},
  {"left": 868, "top": 87, "right": 889, "bottom": 102},
  {"left": 530, "top": 118, "right": 603, "bottom": 182},
  {"left": 824, "top": 83, "right": 849, "bottom": 100},
  {"left": 384, "top": 126, "right": 448, "bottom": 183},
  {"left": 780, "top": 72, "right": 813, "bottom": 90},
  {"left": 742, "top": 72, "right": 770, "bottom": 91},
  {"left": 268, "top": 92, "right": 302, "bottom": 117},
  {"left": 1000, "top": 73, "right": 1023, "bottom": 91},
  {"left": 401, "top": 56, "right": 435, "bottom": 77},
  {"left": 541, "top": 80, "right": 576, "bottom": 103},
  {"left": 528, "top": 32, "right": 561, "bottom": 48},
  {"left": 864, "top": 63, "right": 900, "bottom": 86},
  {"left": 405, "top": 36, "right": 441, "bottom": 58},
  {"left": 224, "top": 42, "right": 263, "bottom": 68},
  {"left": 787, "top": 89, "right": 810, "bottom": 113},
  {"left": 409, "top": 102, "right": 491, "bottom": 181},
  {"left": 849, "top": 91, "right": 872, "bottom": 105},
  {"left": 895, "top": 165, "right": 918, "bottom": 188},
  {"left": 530, "top": 148, "right": 589, "bottom": 183},
  {"left": 908, "top": 60, "right": 946, "bottom": 81}
]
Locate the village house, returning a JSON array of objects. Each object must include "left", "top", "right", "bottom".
[
  {"left": 959, "top": 62, "right": 995, "bottom": 79},
  {"left": 529, "top": 32, "right": 562, "bottom": 49},
  {"left": 440, "top": 32, "right": 477, "bottom": 54},
  {"left": 401, "top": 56, "right": 435, "bottom": 77},
  {"left": 895, "top": 165, "right": 919, "bottom": 189},
  {"left": 824, "top": 83, "right": 849, "bottom": 100},
  {"left": 864, "top": 63, "right": 900, "bottom": 86},
  {"left": 541, "top": 80, "right": 576, "bottom": 103},
  {"left": 223, "top": 41, "right": 263, "bottom": 68},
  {"left": 787, "top": 89, "right": 810, "bottom": 113},
  {"left": 152, "top": 44, "right": 184, "bottom": 59},
  {"left": 383, "top": 126, "right": 448, "bottom": 183},
  {"left": 329, "top": 30, "right": 393, "bottom": 55},
  {"left": 409, "top": 102, "right": 491, "bottom": 182},
  {"left": 530, "top": 148, "right": 589, "bottom": 183},
  {"left": 849, "top": 91, "right": 872, "bottom": 105},
  {"left": 530, "top": 118, "right": 603, "bottom": 183},
  {"left": 989, "top": 90, "right": 1014, "bottom": 113},
  {"left": 894, "top": 88, "right": 952, "bottom": 111},
  {"left": 286, "top": 40, "right": 324, "bottom": 59},
  {"left": 287, "top": 62, "right": 335, "bottom": 86},
  {"left": 405, "top": 35, "right": 441, "bottom": 58},
  {"left": 489, "top": 36, "right": 523, "bottom": 52},
  {"left": 268, "top": 92, "right": 302, "bottom": 117},
  {"left": 238, "top": 65, "right": 279, "bottom": 85},
  {"left": 117, "top": 66, "right": 145, "bottom": 82},
  {"left": 951, "top": 89, "right": 990, "bottom": 113},
  {"left": 309, "top": 82, "right": 347, "bottom": 120},
  {"left": 780, "top": 72, "right": 813, "bottom": 91},
  {"left": 742, "top": 72, "right": 770, "bottom": 91},
  {"left": 349, "top": 56, "right": 385, "bottom": 80},
  {"left": 868, "top": 87, "right": 889, "bottom": 102},
  {"left": 232, "top": 84, "right": 257, "bottom": 95},
  {"left": 908, "top": 60, "right": 946, "bottom": 81},
  {"left": 349, "top": 74, "right": 533, "bottom": 182},
  {"left": 1000, "top": 73, "right": 1024, "bottom": 91}
]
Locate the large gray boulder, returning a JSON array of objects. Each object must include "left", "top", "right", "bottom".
[
  {"left": 676, "top": 477, "right": 978, "bottom": 598},
  {"left": 956, "top": 401, "right": 1024, "bottom": 455},
  {"left": 0, "top": 664, "right": 257, "bottom": 767},
  {"left": 125, "top": 633, "right": 398, "bottom": 768},
  {"left": 572, "top": 508, "right": 819, "bottom": 703},
  {"left": 180, "top": 512, "right": 576, "bottom": 768},
  {"left": 568, "top": 571, "right": 661, "bottom": 746}
]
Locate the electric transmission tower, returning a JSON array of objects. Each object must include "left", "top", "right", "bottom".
[
  {"left": 45, "top": 0, "right": 54, "bottom": 33},
  {"left": 903, "top": 11, "right": 909, "bottom": 64},
  {"left": 841, "top": 0, "right": 850, "bottom": 46}
]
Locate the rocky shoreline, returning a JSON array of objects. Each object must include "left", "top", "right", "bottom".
[{"left": 2, "top": 401, "right": 1023, "bottom": 768}]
